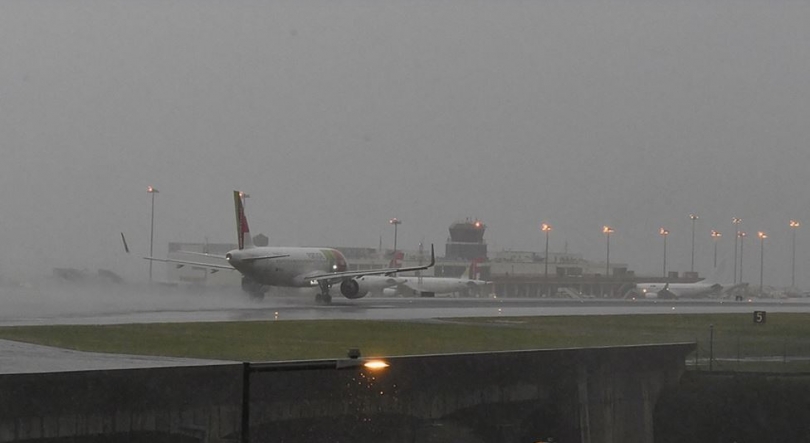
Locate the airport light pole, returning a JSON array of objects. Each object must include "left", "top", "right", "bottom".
[
  {"left": 738, "top": 231, "right": 747, "bottom": 283},
  {"left": 542, "top": 223, "right": 552, "bottom": 297},
  {"left": 758, "top": 231, "right": 767, "bottom": 295},
  {"left": 147, "top": 186, "right": 159, "bottom": 283},
  {"left": 689, "top": 214, "right": 698, "bottom": 273},
  {"left": 790, "top": 220, "right": 800, "bottom": 288},
  {"left": 542, "top": 223, "right": 551, "bottom": 279},
  {"left": 660, "top": 228, "right": 669, "bottom": 278},
  {"left": 711, "top": 230, "right": 721, "bottom": 268},
  {"left": 732, "top": 218, "right": 742, "bottom": 283},
  {"left": 389, "top": 218, "right": 402, "bottom": 266},
  {"left": 603, "top": 226, "right": 614, "bottom": 278}
]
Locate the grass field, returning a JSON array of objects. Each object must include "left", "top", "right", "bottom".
[{"left": 1, "top": 313, "right": 808, "bottom": 371}]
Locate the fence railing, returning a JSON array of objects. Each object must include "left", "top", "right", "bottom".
[{"left": 687, "top": 335, "right": 810, "bottom": 372}]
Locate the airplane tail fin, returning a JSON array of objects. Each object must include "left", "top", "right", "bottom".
[
  {"left": 461, "top": 258, "right": 483, "bottom": 280},
  {"left": 120, "top": 232, "right": 130, "bottom": 254},
  {"left": 388, "top": 250, "right": 404, "bottom": 268},
  {"left": 234, "top": 190, "right": 254, "bottom": 250}
]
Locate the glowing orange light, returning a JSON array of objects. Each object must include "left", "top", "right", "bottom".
[{"left": 363, "top": 359, "right": 390, "bottom": 370}]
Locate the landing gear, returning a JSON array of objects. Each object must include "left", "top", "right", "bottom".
[
  {"left": 242, "top": 276, "right": 266, "bottom": 302},
  {"left": 316, "top": 281, "right": 333, "bottom": 305}
]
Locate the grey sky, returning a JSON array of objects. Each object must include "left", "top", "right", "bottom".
[{"left": 1, "top": 1, "right": 809, "bottom": 286}]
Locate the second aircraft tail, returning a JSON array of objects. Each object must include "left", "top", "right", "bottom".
[{"left": 234, "top": 190, "right": 254, "bottom": 250}]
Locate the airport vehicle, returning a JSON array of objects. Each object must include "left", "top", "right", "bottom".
[{"left": 145, "top": 191, "right": 433, "bottom": 304}]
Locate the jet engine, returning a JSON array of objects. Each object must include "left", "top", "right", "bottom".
[
  {"left": 339, "top": 278, "right": 367, "bottom": 299},
  {"left": 340, "top": 276, "right": 405, "bottom": 299}
]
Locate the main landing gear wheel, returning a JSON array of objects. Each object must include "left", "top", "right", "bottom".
[
  {"left": 316, "top": 281, "right": 333, "bottom": 305},
  {"left": 242, "top": 277, "right": 265, "bottom": 302},
  {"left": 315, "top": 293, "right": 332, "bottom": 304}
]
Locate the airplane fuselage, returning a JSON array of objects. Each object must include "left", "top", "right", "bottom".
[
  {"left": 637, "top": 282, "right": 722, "bottom": 298},
  {"left": 226, "top": 247, "right": 348, "bottom": 287},
  {"left": 403, "top": 277, "right": 488, "bottom": 294}
]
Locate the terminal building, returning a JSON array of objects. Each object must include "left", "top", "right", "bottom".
[{"left": 165, "top": 220, "right": 701, "bottom": 298}]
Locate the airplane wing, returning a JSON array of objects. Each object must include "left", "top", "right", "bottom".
[
  {"left": 143, "top": 253, "right": 289, "bottom": 270},
  {"left": 305, "top": 245, "right": 436, "bottom": 284},
  {"left": 721, "top": 283, "right": 749, "bottom": 294},
  {"left": 174, "top": 251, "right": 228, "bottom": 260},
  {"left": 143, "top": 257, "right": 235, "bottom": 270}
]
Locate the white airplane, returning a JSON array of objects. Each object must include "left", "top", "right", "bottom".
[
  {"left": 144, "top": 191, "right": 433, "bottom": 304},
  {"left": 374, "top": 259, "right": 490, "bottom": 297},
  {"left": 633, "top": 261, "right": 747, "bottom": 299}
]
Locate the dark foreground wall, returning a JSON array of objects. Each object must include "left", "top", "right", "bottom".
[
  {"left": 0, "top": 343, "right": 694, "bottom": 443},
  {"left": 654, "top": 371, "right": 810, "bottom": 443}
]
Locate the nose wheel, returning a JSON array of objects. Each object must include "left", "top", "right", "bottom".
[{"left": 316, "top": 281, "right": 333, "bottom": 304}]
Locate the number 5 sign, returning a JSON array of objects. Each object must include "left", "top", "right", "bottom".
[{"left": 753, "top": 311, "right": 767, "bottom": 324}]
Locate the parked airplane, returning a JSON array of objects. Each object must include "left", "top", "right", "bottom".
[
  {"left": 633, "top": 261, "right": 747, "bottom": 299},
  {"left": 373, "top": 259, "right": 490, "bottom": 297},
  {"left": 144, "top": 191, "right": 433, "bottom": 304}
]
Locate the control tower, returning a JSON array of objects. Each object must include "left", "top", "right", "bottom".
[{"left": 445, "top": 219, "right": 487, "bottom": 261}]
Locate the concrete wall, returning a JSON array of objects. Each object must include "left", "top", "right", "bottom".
[
  {"left": 0, "top": 365, "right": 242, "bottom": 442},
  {"left": 0, "top": 343, "right": 693, "bottom": 443}
]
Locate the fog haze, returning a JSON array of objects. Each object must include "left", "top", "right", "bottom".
[{"left": 2, "top": 1, "right": 809, "bottom": 287}]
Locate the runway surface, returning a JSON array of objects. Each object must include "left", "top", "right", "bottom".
[
  {"left": 2, "top": 281, "right": 810, "bottom": 327},
  {"left": 0, "top": 339, "right": 226, "bottom": 374},
  {"left": 2, "top": 282, "right": 809, "bottom": 374}
]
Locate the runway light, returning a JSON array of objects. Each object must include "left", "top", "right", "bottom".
[{"left": 363, "top": 359, "right": 389, "bottom": 370}]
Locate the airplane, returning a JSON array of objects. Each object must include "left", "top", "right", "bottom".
[
  {"left": 632, "top": 261, "right": 747, "bottom": 299},
  {"left": 143, "top": 191, "right": 434, "bottom": 304},
  {"left": 371, "top": 258, "right": 490, "bottom": 297},
  {"left": 634, "top": 281, "right": 749, "bottom": 299}
]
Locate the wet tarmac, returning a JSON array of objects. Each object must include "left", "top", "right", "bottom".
[
  {"left": 0, "top": 339, "right": 228, "bottom": 374},
  {"left": 2, "top": 282, "right": 809, "bottom": 373},
  {"left": 2, "top": 282, "right": 810, "bottom": 327}
]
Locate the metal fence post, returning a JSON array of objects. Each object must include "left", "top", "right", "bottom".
[{"left": 709, "top": 325, "right": 714, "bottom": 372}]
